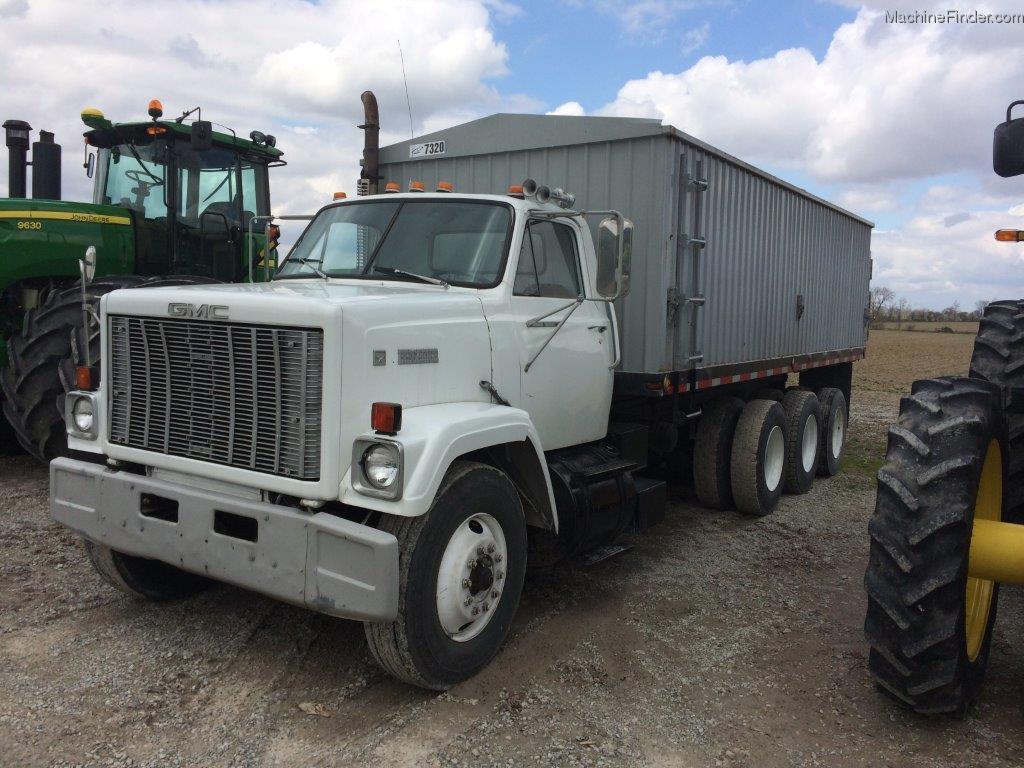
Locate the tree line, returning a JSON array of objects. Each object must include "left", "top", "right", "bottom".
[{"left": 869, "top": 286, "right": 987, "bottom": 325}]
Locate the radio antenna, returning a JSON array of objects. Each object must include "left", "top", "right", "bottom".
[{"left": 397, "top": 39, "right": 414, "bottom": 138}]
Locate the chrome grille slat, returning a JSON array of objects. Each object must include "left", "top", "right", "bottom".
[{"left": 108, "top": 316, "right": 323, "bottom": 480}]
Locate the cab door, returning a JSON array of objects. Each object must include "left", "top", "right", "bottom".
[{"left": 509, "top": 218, "right": 613, "bottom": 450}]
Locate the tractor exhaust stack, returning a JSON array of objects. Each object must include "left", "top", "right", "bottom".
[
  {"left": 32, "top": 130, "right": 61, "bottom": 200},
  {"left": 359, "top": 91, "right": 380, "bottom": 196},
  {"left": 3, "top": 119, "right": 31, "bottom": 199}
]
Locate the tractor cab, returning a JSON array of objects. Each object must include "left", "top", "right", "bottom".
[{"left": 82, "top": 102, "right": 284, "bottom": 282}]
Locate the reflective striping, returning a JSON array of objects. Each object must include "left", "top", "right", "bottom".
[
  {"left": 0, "top": 210, "right": 132, "bottom": 226},
  {"left": 670, "top": 351, "right": 865, "bottom": 393}
]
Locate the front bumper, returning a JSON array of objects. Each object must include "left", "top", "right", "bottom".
[{"left": 50, "top": 458, "right": 399, "bottom": 622}]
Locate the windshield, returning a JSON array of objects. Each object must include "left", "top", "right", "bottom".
[
  {"left": 103, "top": 142, "right": 168, "bottom": 219},
  {"left": 277, "top": 200, "right": 512, "bottom": 287}
]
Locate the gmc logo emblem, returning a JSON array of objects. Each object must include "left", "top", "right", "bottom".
[{"left": 167, "top": 303, "right": 229, "bottom": 320}]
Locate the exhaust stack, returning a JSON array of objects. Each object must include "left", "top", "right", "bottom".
[
  {"left": 3, "top": 119, "right": 31, "bottom": 199},
  {"left": 32, "top": 130, "right": 61, "bottom": 200},
  {"left": 359, "top": 91, "right": 380, "bottom": 196}
]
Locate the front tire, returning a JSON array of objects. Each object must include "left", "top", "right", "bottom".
[
  {"left": 730, "top": 399, "right": 788, "bottom": 516},
  {"left": 364, "top": 461, "right": 527, "bottom": 690},
  {"left": 86, "top": 541, "right": 210, "bottom": 601},
  {"left": 864, "top": 376, "right": 1005, "bottom": 715}
]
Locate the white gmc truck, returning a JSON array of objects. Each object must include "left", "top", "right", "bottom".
[
  {"left": 52, "top": 104, "right": 869, "bottom": 688},
  {"left": 51, "top": 186, "right": 658, "bottom": 689}
]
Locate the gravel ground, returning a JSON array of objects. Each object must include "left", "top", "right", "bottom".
[{"left": 2, "top": 391, "right": 1023, "bottom": 767}]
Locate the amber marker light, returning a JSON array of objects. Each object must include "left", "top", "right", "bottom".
[{"left": 995, "top": 229, "right": 1024, "bottom": 242}]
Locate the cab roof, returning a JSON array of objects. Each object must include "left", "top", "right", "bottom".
[{"left": 84, "top": 120, "right": 283, "bottom": 161}]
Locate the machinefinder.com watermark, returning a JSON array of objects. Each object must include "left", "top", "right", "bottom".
[{"left": 886, "top": 9, "right": 1024, "bottom": 23}]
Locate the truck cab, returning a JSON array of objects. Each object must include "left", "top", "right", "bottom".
[{"left": 51, "top": 184, "right": 651, "bottom": 690}]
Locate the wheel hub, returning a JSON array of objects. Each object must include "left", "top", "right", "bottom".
[{"left": 436, "top": 513, "right": 508, "bottom": 642}]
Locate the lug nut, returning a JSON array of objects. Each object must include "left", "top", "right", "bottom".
[
  {"left": 482, "top": 603, "right": 489, "bottom": 612},
  {"left": 468, "top": 559, "right": 476, "bottom": 568},
  {"left": 496, "top": 570, "right": 504, "bottom": 580},
  {"left": 487, "top": 543, "right": 495, "bottom": 554},
  {"left": 491, "top": 590, "right": 499, "bottom": 599},
  {"left": 495, "top": 554, "right": 503, "bottom": 563},
  {"left": 472, "top": 607, "right": 480, "bottom": 616},
  {"left": 477, "top": 546, "right": 485, "bottom": 555},
  {"left": 464, "top": 597, "right": 472, "bottom": 606},
  {"left": 462, "top": 578, "right": 471, "bottom": 588}
]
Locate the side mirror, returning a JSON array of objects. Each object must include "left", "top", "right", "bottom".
[
  {"left": 80, "top": 245, "right": 97, "bottom": 284},
  {"left": 994, "top": 100, "right": 1024, "bottom": 177},
  {"left": 191, "top": 120, "right": 213, "bottom": 152},
  {"left": 596, "top": 215, "right": 633, "bottom": 299},
  {"left": 85, "top": 152, "right": 95, "bottom": 179}
]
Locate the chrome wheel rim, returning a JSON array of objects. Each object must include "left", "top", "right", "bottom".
[
  {"left": 764, "top": 425, "right": 785, "bottom": 492},
  {"left": 801, "top": 413, "right": 819, "bottom": 473},
  {"left": 436, "top": 513, "right": 507, "bottom": 642}
]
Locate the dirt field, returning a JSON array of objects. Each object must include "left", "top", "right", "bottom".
[{"left": 2, "top": 330, "right": 1023, "bottom": 768}]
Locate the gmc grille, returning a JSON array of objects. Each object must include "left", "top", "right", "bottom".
[{"left": 107, "top": 316, "right": 324, "bottom": 480}]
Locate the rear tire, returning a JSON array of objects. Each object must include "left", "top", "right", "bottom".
[
  {"left": 693, "top": 397, "right": 745, "bottom": 510},
  {"left": 781, "top": 390, "right": 821, "bottom": 494},
  {"left": 730, "top": 400, "right": 787, "bottom": 516},
  {"left": 969, "top": 299, "right": 1024, "bottom": 520},
  {"left": 86, "top": 541, "right": 210, "bottom": 601},
  {"left": 864, "top": 376, "right": 1004, "bottom": 716},
  {"left": 364, "top": 461, "right": 527, "bottom": 689},
  {"left": 816, "top": 388, "right": 847, "bottom": 477}
]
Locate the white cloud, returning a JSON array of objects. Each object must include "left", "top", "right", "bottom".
[
  {"left": 596, "top": 0, "right": 700, "bottom": 36},
  {"left": 547, "top": 101, "right": 586, "bottom": 116},
  {"left": 681, "top": 21, "right": 709, "bottom": 54},
  {"left": 0, "top": 0, "right": 511, "bottom": 216}
]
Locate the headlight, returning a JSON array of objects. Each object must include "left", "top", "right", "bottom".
[
  {"left": 362, "top": 444, "right": 400, "bottom": 489},
  {"left": 72, "top": 396, "right": 94, "bottom": 433}
]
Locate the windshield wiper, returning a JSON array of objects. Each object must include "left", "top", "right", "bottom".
[
  {"left": 373, "top": 265, "right": 449, "bottom": 288},
  {"left": 286, "top": 255, "right": 327, "bottom": 279}
]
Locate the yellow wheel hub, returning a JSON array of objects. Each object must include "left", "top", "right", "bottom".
[{"left": 965, "top": 439, "right": 1002, "bottom": 661}]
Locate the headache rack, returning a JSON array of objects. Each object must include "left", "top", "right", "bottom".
[{"left": 107, "top": 315, "right": 324, "bottom": 480}]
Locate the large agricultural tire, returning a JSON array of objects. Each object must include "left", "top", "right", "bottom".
[
  {"left": 968, "top": 299, "right": 1024, "bottom": 521},
  {"left": 1, "top": 276, "right": 147, "bottom": 461},
  {"left": 693, "top": 396, "right": 745, "bottom": 510},
  {"left": 781, "top": 389, "right": 821, "bottom": 494},
  {"left": 364, "top": 461, "right": 527, "bottom": 690},
  {"left": 86, "top": 541, "right": 210, "bottom": 601},
  {"left": 816, "top": 387, "right": 847, "bottom": 477},
  {"left": 864, "top": 376, "right": 1005, "bottom": 716},
  {"left": 0, "top": 275, "right": 222, "bottom": 462},
  {"left": 730, "top": 399, "right": 787, "bottom": 516}
]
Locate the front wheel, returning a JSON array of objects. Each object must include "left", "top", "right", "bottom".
[{"left": 364, "top": 461, "right": 527, "bottom": 690}]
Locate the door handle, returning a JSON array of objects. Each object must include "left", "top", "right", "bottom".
[{"left": 588, "top": 325, "right": 607, "bottom": 333}]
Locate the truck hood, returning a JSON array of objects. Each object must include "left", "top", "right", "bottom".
[{"left": 100, "top": 278, "right": 484, "bottom": 327}]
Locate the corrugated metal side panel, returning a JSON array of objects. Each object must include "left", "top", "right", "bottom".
[
  {"left": 675, "top": 140, "right": 870, "bottom": 370},
  {"left": 380, "top": 135, "right": 676, "bottom": 372}
]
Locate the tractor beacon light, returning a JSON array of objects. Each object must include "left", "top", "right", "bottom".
[
  {"left": 147, "top": 99, "right": 163, "bottom": 120},
  {"left": 995, "top": 229, "right": 1024, "bottom": 242}
]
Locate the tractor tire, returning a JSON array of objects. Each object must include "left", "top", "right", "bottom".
[
  {"left": 968, "top": 299, "right": 1024, "bottom": 520},
  {"left": 864, "top": 376, "right": 1005, "bottom": 716},
  {"left": 693, "top": 396, "right": 745, "bottom": 510},
  {"left": 86, "top": 541, "right": 210, "bottom": 601},
  {"left": 730, "top": 399, "right": 788, "bottom": 516},
  {"left": 364, "top": 461, "right": 527, "bottom": 690},
  {"left": 1, "top": 275, "right": 221, "bottom": 462},
  {"left": 780, "top": 389, "right": 821, "bottom": 494},
  {"left": 1, "top": 276, "right": 147, "bottom": 461},
  {"left": 816, "top": 387, "right": 847, "bottom": 477}
]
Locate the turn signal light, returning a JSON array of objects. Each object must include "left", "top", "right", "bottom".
[
  {"left": 371, "top": 402, "right": 403, "bottom": 435},
  {"left": 995, "top": 229, "right": 1024, "bottom": 242},
  {"left": 333, "top": 191, "right": 347, "bottom": 200},
  {"left": 75, "top": 365, "right": 94, "bottom": 391},
  {"left": 507, "top": 184, "right": 524, "bottom": 198},
  {"left": 436, "top": 181, "right": 454, "bottom": 193},
  {"left": 147, "top": 99, "right": 163, "bottom": 119},
  {"left": 408, "top": 180, "right": 425, "bottom": 192},
  {"left": 384, "top": 181, "right": 400, "bottom": 193}
]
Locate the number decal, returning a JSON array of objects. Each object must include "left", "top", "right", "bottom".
[
  {"left": 16, "top": 220, "right": 42, "bottom": 230},
  {"left": 409, "top": 139, "right": 447, "bottom": 159}
]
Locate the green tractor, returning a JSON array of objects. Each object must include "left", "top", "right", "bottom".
[
  {"left": 863, "top": 100, "right": 1024, "bottom": 716},
  {"left": 1, "top": 100, "right": 284, "bottom": 460}
]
